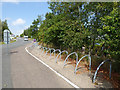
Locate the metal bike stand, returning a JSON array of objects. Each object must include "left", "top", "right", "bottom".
[
  {"left": 45, "top": 48, "right": 51, "bottom": 55},
  {"left": 45, "top": 47, "right": 48, "bottom": 54},
  {"left": 74, "top": 55, "right": 91, "bottom": 74},
  {"left": 54, "top": 49, "right": 61, "bottom": 57},
  {"left": 50, "top": 48, "right": 55, "bottom": 57},
  {"left": 42, "top": 47, "right": 45, "bottom": 53},
  {"left": 63, "top": 52, "right": 78, "bottom": 68},
  {"left": 92, "top": 59, "right": 112, "bottom": 83},
  {"left": 55, "top": 50, "right": 68, "bottom": 63}
]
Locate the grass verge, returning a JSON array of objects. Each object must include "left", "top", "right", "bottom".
[{"left": 0, "top": 42, "right": 5, "bottom": 45}]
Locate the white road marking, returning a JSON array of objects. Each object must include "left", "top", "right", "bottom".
[{"left": 25, "top": 47, "right": 79, "bottom": 88}]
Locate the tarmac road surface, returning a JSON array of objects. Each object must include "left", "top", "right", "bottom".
[{"left": 2, "top": 38, "right": 73, "bottom": 88}]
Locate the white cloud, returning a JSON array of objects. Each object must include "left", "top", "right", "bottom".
[{"left": 12, "top": 18, "right": 26, "bottom": 26}]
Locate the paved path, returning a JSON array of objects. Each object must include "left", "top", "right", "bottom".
[
  {"left": 2, "top": 38, "right": 31, "bottom": 88},
  {"left": 2, "top": 39, "right": 73, "bottom": 88}
]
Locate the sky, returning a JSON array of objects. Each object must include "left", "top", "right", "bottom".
[{"left": 1, "top": 1, "right": 51, "bottom": 36}]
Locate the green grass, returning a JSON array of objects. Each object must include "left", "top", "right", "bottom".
[
  {"left": 10, "top": 40, "right": 16, "bottom": 43},
  {"left": 0, "top": 40, "right": 16, "bottom": 45},
  {"left": 0, "top": 42, "right": 5, "bottom": 45}
]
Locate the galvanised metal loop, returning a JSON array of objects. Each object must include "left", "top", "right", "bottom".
[
  {"left": 63, "top": 52, "right": 78, "bottom": 67},
  {"left": 49, "top": 48, "right": 52, "bottom": 57},
  {"left": 35, "top": 42, "right": 38, "bottom": 47},
  {"left": 47, "top": 48, "right": 55, "bottom": 57},
  {"left": 55, "top": 50, "right": 68, "bottom": 63},
  {"left": 54, "top": 49, "right": 61, "bottom": 57},
  {"left": 74, "top": 55, "right": 91, "bottom": 74},
  {"left": 44, "top": 47, "right": 48, "bottom": 50},
  {"left": 32, "top": 42, "right": 35, "bottom": 47},
  {"left": 92, "top": 59, "right": 112, "bottom": 83},
  {"left": 38, "top": 45, "right": 40, "bottom": 49},
  {"left": 38, "top": 45, "right": 41, "bottom": 49},
  {"left": 50, "top": 48, "right": 55, "bottom": 56},
  {"left": 42, "top": 47, "right": 45, "bottom": 53},
  {"left": 45, "top": 47, "right": 48, "bottom": 54},
  {"left": 31, "top": 43, "right": 34, "bottom": 47},
  {"left": 45, "top": 48, "right": 51, "bottom": 55},
  {"left": 42, "top": 47, "right": 44, "bottom": 53},
  {"left": 39, "top": 45, "right": 42, "bottom": 49},
  {"left": 39, "top": 46, "right": 43, "bottom": 51}
]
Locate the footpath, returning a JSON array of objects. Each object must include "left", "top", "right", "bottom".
[{"left": 27, "top": 43, "right": 113, "bottom": 88}]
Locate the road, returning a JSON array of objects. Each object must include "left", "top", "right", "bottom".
[
  {"left": 2, "top": 38, "right": 73, "bottom": 88},
  {"left": 2, "top": 38, "right": 31, "bottom": 88}
]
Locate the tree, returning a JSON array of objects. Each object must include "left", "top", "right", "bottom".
[
  {"left": 97, "top": 2, "right": 120, "bottom": 72},
  {"left": 21, "top": 15, "right": 43, "bottom": 40},
  {"left": 20, "top": 33, "right": 24, "bottom": 37},
  {"left": 24, "top": 2, "right": 120, "bottom": 73}
]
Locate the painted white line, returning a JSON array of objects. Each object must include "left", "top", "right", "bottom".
[{"left": 25, "top": 47, "right": 79, "bottom": 88}]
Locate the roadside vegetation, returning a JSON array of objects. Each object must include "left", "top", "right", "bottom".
[
  {"left": 0, "top": 42, "right": 5, "bottom": 45},
  {"left": 0, "top": 39, "right": 16, "bottom": 45},
  {"left": 20, "top": 2, "right": 120, "bottom": 88},
  {"left": 10, "top": 40, "right": 16, "bottom": 43}
]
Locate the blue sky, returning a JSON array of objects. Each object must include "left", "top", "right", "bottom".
[{"left": 2, "top": 1, "right": 51, "bottom": 36}]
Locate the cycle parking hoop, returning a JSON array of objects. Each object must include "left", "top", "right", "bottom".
[
  {"left": 45, "top": 48, "right": 51, "bottom": 56},
  {"left": 92, "top": 59, "right": 112, "bottom": 83},
  {"left": 63, "top": 52, "right": 78, "bottom": 68},
  {"left": 55, "top": 50, "right": 68, "bottom": 63},
  {"left": 42, "top": 47, "right": 46, "bottom": 53},
  {"left": 54, "top": 49, "right": 61, "bottom": 57},
  {"left": 50, "top": 48, "right": 55, "bottom": 57},
  {"left": 74, "top": 55, "right": 91, "bottom": 74}
]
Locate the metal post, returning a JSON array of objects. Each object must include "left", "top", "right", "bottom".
[
  {"left": 55, "top": 50, "right": 68, "bottom": 63},
  {"left": 50, "top": 48, "right": 51, "bottom": 57},
  {"left": 89, "top": 56, "right": 91, "bottom": 70},
  {"left": 42, "top": 47, "right": 45, "bottom": 53},
  {"left": 63, "top": 52, "right": 78, "bottom": 67},
  {"left": 54, "top": 49, "right": 61, "bottom": 57},
  {"left": 109, "top": 61, "right": 112, "bottom": 79},
  {"left": 51, "top": 48, "right": 55, "bottom": 57},
  {"left": 74, "top": 55, "right": 91, "bottom": 74},
  {"left": 7, "top": 31, "right": 8, "bottom": 44},
  {"left": 92, "top": 59, "right": 112, "bottom": 83}
]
